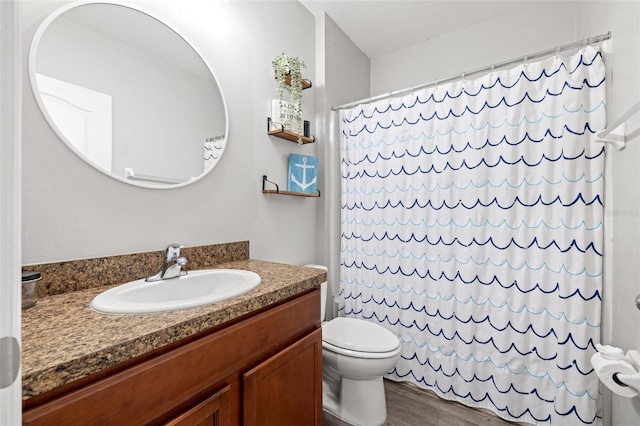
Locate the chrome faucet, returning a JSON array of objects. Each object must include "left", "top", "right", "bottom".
[{"left": 146, "top": 244, "right": 188, "bottom": 282}]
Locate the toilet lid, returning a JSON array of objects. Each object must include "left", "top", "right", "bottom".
[{"left": 322, "top": 317, "right": 399, "bottom": 353}]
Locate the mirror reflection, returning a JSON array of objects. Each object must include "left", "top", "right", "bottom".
[{"left": 30, "top": 3, "right": 228, "bottom": 188}]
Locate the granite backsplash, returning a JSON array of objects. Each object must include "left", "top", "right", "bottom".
[{"left": 22, "top": 241, "right": 250, "bottom": 297}]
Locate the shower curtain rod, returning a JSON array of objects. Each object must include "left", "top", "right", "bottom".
[{"left": 331, "top": 31, "right": 611, "bottom": 111}]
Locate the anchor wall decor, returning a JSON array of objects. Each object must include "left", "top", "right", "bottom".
[{"left": 287, "top": 154, "right": 318, "bottom": 194}]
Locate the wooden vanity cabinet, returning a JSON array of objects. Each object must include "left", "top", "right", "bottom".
[
  {"left": 166, "top": 384, "right": 230, "bottom": 426},
  {"left": 22, "top": 289, "right": 322, "bottom": 426}
]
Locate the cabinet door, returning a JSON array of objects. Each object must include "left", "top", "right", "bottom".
[
  {"left": 166, "top": 384, "right": 230, "bottom": 426},
  {"left": 243, "top": 328, "right": 322, "bottom": 426}
]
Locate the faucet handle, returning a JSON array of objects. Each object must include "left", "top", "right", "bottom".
[{"left": 164, "top": 244, "right": 184, "bottom": 260}]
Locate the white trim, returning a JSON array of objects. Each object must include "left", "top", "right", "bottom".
[
  {"left": 328, "top": 110, "right": 341, "bottom": 318},
  {"left": 0, "top": 0, "right": 22, "bottom": 423}
]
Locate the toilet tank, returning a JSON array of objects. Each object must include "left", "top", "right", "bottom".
[{"left": 303, "top": 264, "right": 327, "bottom": 321}]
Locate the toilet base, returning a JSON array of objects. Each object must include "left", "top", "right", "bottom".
[{"left": 322, "top": 374, "right": 387, "bottom": 426}]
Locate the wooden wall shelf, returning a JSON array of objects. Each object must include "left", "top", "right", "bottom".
[
  {"left": 262, "top": 175, "right": 320, "bottom": 198},
  {"left": 279, "top": 74, "right": 312, "bottom": 90},
  {"left": 267, "top": 118, "right": 315, "bottom": 144},
  {"left": 262, "top": 189, "right": 320, "bottom": 197}
]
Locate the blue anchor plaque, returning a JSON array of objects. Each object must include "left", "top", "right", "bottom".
[{"left": 287, "top": 154, "right": 318, "bottom": 194}]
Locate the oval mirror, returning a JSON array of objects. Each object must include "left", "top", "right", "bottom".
[{"left": 29, "top": 2, "right": 228, "bottom": 188}]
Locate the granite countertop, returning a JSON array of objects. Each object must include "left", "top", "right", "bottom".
[{"left": 21, "top": 260, "right": 325, "bottom": 400}]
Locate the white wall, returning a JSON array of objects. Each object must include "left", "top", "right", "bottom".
[
  {"left": 576, "top": 3, "right": 640, "bottom": 424},
  {"left": 369, "top": 1, "right": 640, "bottom": 424},
  {"left": 370, "top": 1, "right": 578, "bottom": 96},
  {"left": 22, "top": 0, "right": 318, "bottom": 266},
  {"left": 313, "top": 12, "right": 370, "bottom": 315}
]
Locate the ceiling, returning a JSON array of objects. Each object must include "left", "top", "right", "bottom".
[{"left": 299, "top": 0, "right": 523, "bottom": 59}]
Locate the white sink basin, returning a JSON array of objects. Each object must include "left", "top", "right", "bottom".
[{"left": 90, "top": 269, "right": 261, "bottom": 314}]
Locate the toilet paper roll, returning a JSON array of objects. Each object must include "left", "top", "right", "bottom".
[{"left": 591, "top": 352, "right": 640, "bottom": 398}]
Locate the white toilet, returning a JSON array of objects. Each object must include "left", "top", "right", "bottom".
[{"left": 305, "top": 265, "right": 401, "bottom": 426}]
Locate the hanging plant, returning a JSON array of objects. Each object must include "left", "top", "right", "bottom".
[{"left": 273, "top": 53, "right": 306, "bottom": 144}]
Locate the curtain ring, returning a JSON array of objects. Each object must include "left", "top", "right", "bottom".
[
  {"left": 523, "top": 55, "right": 528, "bottom": 68},
  {"left": 555, "top": 46, "right": 560, "bottom": 59}
]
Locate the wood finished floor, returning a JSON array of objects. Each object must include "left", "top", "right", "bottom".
[{"left": 323, "top": 379, "right": 520, "bottom": 426}]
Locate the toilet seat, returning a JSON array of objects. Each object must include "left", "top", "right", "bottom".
[
  {"left": 322, "top": 317, "right": 400, "bottom": 357},
  {"left": 322, "top": 339, "right": 401, "bottom": 359}
]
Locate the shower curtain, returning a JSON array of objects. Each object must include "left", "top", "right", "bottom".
[{"left": 339, "top": 46, "right": 605, "bottom": 425}]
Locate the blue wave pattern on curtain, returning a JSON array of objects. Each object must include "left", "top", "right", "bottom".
[{"left": 339, "top": 46, "right": 605, "bottom": 425}]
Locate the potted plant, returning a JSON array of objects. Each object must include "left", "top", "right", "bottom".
[{"left": 273, "top": 53, "right": 306, "bottom": 144}]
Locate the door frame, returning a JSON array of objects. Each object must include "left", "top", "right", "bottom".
[{"left": 0, "top": 0, "right": 22, "bottom": 424}]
